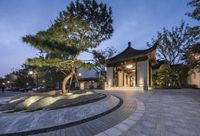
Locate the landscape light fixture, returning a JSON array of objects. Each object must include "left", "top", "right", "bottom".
[
  {"left": 78, "top": 73, "right": 82, "bottom": 76},
  {"left": 28, "top": 71, "right": 33, "bottom": 75},
  {"left": 126, "top": 64, "right": 133, "bottom": 69}
]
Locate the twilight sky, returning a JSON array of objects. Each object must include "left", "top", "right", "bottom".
[{"left": 0, "top": 0, "right": 198, "bottom": 77}]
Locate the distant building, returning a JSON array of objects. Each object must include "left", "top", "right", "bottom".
[
  {"left": 78, "top": 68, "right": 100, "bottom": 89},
  {"left": 78, "top": 42, "right": 200, "bottom": 90}
]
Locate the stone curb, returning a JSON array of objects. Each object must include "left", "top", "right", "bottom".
[{"left": 95, "top": 99, "right": 145, "bottom": 136}]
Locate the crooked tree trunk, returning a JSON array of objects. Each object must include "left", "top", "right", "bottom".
[{"left": 62, "top": 72, "right": 74, "bottom": 94}]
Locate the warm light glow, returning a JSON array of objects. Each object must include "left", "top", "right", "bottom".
[
  {"left": 2, "top": 82, "right": 5, "bottom": 85},
  {"left": 9, "top": 97, "right": 25, "bottom": 103},
  {"left": 108, "top": 80, "right": 112, "bottom": 87},
  {"left": 67, "top": 94, "right": 80, "bottom": 99},
  {"left": 86, "top": 91, "right": 94, "bottom": 94},
  {"left": 15, "top": 96, "right": 43, "bottom": 110},
  {"left": 126, "top": 64, "right": 133, "bottom": 69},
  {"left": 78, "top": 73, "right": 82, "bottom": 76},
  {"left": 65, "top": 92, "right": 73, "bottom": 96},
  {"left": 7, "top": 81, "right": 10, "bottom": 84},
  {"left": 29, "top": 71, "right": 33, "bottom": 75}
]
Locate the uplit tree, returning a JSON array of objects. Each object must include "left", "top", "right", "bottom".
[
  {"left": 185, "top": 0, "right": 200, "bottom": 70},
  {"left": 23, "top": 0, "right": 113, "bottom": 93},
  {"left": 92, "top": 47, "right": 116, "bottom": 74},
  {"left": 92, "top": 47, "right": 116, "bottom": 88},
  {"left": 148, "top": 22, "right": 199, "bottom": 87}
]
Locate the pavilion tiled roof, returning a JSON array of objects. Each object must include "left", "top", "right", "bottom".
[{"left": 108, "top": 42, "right": 157, "bottom": 64}]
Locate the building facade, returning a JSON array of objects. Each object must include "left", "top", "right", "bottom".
[
  {"left": 105, "top": 42, "right": 157, "bottom": 90},
  {"left": 187, "top": 69, "right": 200, "bottom": 88},
  {"left": 78, "top": 68, "right": 100, "bottom": 89}
]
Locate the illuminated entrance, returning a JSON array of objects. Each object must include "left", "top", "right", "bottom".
[{"left": 106, "top": 42, "right": 157, "bottom": 90}]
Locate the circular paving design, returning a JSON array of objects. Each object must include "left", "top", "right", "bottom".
[{"left": 0, "top": 94, "right": 121, "bottom": 136}]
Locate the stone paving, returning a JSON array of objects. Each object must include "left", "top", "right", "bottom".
[
  {"left": 30, "top": 93, "right": 136, "bottom": 136},
  {"left": 0, "top": 95, "right": 120, "bottom": 134},
  {"left": 125, "top": 89, "right": 200, "bottom": 136},
  {"left": 1, "top": 89, "right": 200, "bottom": 136},
  {"left": 0, "top": 91, "right": 21, "bottom": 98}
]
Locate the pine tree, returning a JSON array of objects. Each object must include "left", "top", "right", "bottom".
[
  {"left": 23, "top": 0, "right": 113, "bottom": 93},
  {"left": 187, "top": 0, "right": 200, "bottom": 21}
]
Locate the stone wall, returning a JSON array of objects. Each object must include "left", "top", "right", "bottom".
[
  {"left": 136, "top": 60, "right": 149, "bottom": 87},
  {"left": 107, "top": 67, "right": 114, "bottom": 87},
  {"left": 187, "top": 69, "right": 200, "bottom": 88}
]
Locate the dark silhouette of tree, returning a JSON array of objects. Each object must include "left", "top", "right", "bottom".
[{"left": 187, "top": 0, "right": 200, "bottom": 21}]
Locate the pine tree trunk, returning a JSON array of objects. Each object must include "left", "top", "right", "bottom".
[{"left": 62, "top": 72, "right": 74, "bottom": 94}]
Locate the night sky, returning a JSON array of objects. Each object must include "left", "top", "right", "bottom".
[{"left": 0, "top": 0, "right": 198, "bottom": 77}]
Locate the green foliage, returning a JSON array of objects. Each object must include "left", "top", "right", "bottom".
[
  {"left": 149, "top": 21, "right": 200, "bottom": 88},
  {"left": 148, "top": 21, "right": 199, "bottom": 65},
  {"left": 92, "top": 47, "right": 116, "bottom": 72},
  {"left": 184, "top": 40, "right": 200, "bottom": 71},
  {"left": 4, "top": 65, "right": 34, "bottom": 88},
  {"left": 153, "top": 64, "right": 172, "bottom": 87},
  {"left": 153, "top": 64, "right": 189, "bottom": 88},
  {"left": 22, "top": 0, "right": 113, "bottom": 92},
  {"left": 92, "top": 47, "right": 116, "bottom": 87},
  {"left": 186, "top": 0, "right": 200, "bottom": 70}
]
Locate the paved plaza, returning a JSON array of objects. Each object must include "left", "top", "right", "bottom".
[{"left": 0, "top": 89, "right": 200, "bottom": 136}]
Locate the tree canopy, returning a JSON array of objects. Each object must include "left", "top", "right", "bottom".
[
  {"left": 186, "top": 0, "right": 200, "bottom": 70},
  {"left": 22, "top": 0, "right": 113, "bottom": 93},
  {"left": 187, "top": 0, "right": 200, "bottom": 21},
  {"left": 148, "top": 21, "right": 199, "bottom": 66}
]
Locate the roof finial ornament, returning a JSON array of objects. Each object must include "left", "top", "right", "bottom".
[{"left": 128, "top": 41, "right": 131, "bottom": 47}]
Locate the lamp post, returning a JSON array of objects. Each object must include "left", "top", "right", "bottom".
[{"left": 29, "top": 70, "right": 38, "bottom": 91}]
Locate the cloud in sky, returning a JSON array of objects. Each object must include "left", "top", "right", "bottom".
[{"left": 0, "top": 0, "right": 198, "bottom": 77}]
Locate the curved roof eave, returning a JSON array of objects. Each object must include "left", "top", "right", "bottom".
[{"left": 107, "top": 43, "right": 157, "bottom": 64}]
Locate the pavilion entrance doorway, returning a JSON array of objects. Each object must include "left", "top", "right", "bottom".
[{"left": 114, "top": 63, "right": 136, "bottom": 87}]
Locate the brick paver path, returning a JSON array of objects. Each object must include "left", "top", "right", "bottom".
[
  {"left": 125, "top": 89, "right": 200, "bottom": 136},
  {"left": 1, "top": 89, "right": 200, "bottom": 136}
]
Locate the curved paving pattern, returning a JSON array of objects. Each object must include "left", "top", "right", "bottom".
[
  {"left": 95, "top": 99, "right": 145, "bottom": 136},
  {"left": 0, "top": 95, "right": 120, "bottom": 135},
  {"left": 2, "top": 89, "right": 200, "bottom": 136},
  {"left": 29, "top": 92, "right": 137, "bottom": 136}
]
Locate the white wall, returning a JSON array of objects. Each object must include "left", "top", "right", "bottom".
[
  {"left": 137, "top": 60, "right": 149, "bottom": 86},
  {"left": 107, "top": 67, "right": 113, "bottom": 87},
  {"left": 187, "top": 69, "right": 200, "bottom": 88}
]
